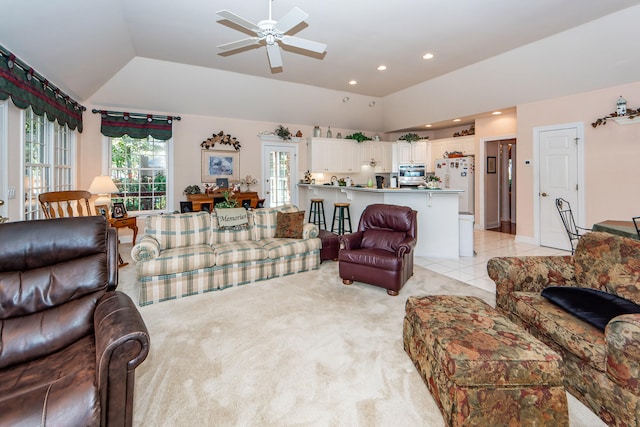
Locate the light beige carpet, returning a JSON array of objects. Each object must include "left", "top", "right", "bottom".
[{"left": 117, "top": 247, "right": 605, "bottom": 427}]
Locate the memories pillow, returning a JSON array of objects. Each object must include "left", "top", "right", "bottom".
[
  {"left": 541, "top": 286, "right": 640, "bottom": 331},
  {"left": 215, "top": 208, "right": 249, "bottom": 229},
  {"left": 274, "top": 211, "right": 305, "bottom": 239}
]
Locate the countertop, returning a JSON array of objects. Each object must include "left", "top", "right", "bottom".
[{"left": 298, "top": 183, "right": 464, "bottom": 193}]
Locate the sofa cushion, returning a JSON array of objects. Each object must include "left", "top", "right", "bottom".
[
  {"left": 261, "top": 237, "right": 322, "bottom": 259},
  {"left": 210, "top": 210, "right": 254, "bottom": 244},
  {"left": 274, "top": 211, "right": 305, "bottom": 239},
  {"left": 144, "top": 211, "right": 210, "bottom": 250},
  {"left": 253, "top": 205, "right": 299, "bottom": 240},
  {"left": 542, "top": 286, "right": 640, "bottom": 331},
  {"left": 509, "top": 291, "right": 606, "bottom": 371},
  {"left": 214, "top": 241, "right": 269, "bottom": 266},
  {"left": 136, "top": 244, "right": 216, "bottom": 276},
  {"left": 574, "top": 232, "right": 640, "bottom": 305}
]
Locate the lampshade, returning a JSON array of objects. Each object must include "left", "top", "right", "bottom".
[
  {"left": 88, "top": 176, "right": 119, "bottom": 206},
  {"left": 88, "top": 175, "right": 118, "bottom": 194}
]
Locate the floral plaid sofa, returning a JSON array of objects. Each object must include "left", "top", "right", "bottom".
[
  {"left": 487, "top": 232, "right": 640, "bottom": 426},
  {"left": 131, "top": 205, "right": 321, "bottom": 305}
]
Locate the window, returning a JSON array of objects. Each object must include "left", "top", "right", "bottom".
[
  {"left": 108, "top": 135, "right": 170, "bottom": 213},
  {"left": 24, "top": 107, "right": 75, "bottom": 220}
]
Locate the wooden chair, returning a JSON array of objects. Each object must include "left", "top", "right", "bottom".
[{"left": 38, "top": 190, "right": 93, "bottom": 219}]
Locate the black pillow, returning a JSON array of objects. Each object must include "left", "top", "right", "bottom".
[{"left": 541, "top": 286, "right": 640, "bottom": 331}]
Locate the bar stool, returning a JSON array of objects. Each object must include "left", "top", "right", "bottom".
[
  {"left": 331, "top": 203, "right": 352, "bottom": 235},
  {"left": 308, "top": 198, "right": 327, "bottom": 230}
]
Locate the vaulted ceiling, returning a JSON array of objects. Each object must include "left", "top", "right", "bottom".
[{"left": 2, "top": 0, "right": 640, "bottom": 103}]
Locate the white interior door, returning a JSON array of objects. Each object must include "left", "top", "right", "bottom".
[
  {"left": 262, "top": 142, "right": 298, "bottom": 208},
  {"left": 538, "top": 126, "right": 580, "bottom": 250}
]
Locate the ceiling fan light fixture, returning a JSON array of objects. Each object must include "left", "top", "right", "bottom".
[{"left": 216, "top": 1, "right": 326, "bottom": 70}]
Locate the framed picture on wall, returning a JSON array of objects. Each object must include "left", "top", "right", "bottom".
[
  {"left": 201, "top": 150, "right": 240, "bottom": 183},
  {"left": 487, "top": 156, "right": 497, "bottom": 174}
]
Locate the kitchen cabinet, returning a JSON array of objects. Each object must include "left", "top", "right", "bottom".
[
  {"left": 361, "top": 141, "right": 393, "bottom": 172},
  {"left": 308, "top": 138, "right": 361, "bottom": 173},
  {"left": 427, "top": 136, "right": 474, "bottom": 171},
  {"left": 392, "top": 140, "right": 428, "bottom": 171}
]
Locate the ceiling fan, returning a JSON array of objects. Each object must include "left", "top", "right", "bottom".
[{"left": 216, "top": 0, "right": 327, "bottom": 69}]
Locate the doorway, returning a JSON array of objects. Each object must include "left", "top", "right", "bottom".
[
  {"left": 534, "top": 123, "right": 584, "bottom": 251},
  {"left": 484, "top": 138, "right": 516, "bottom": 234},
  {"left": 261, "top": 141, "right": 298, "bottom": 208}
]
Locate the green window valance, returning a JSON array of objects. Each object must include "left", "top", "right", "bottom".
[
  {"left": 0, "top": 49, "right": 84, "bottom": 132},
  {"left": 97, "top": 110, "right": 178, "bottom": 141}
]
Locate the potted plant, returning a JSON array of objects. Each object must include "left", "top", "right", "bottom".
[
  {"left": 214, "top": 190, "right": 239, "bottom": 208},
  {"left": 425, "top": 175, "right": 441, "bottom": 189},
  {"left": 183, "top": 184, "right": 202, "bottom": 195},
  {"left": 344, "top": 132, "right": 372, "bottom": 143}
]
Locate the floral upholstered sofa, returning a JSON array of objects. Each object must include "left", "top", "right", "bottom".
[
  {"left": 487, "top": 231, "right": 640, "bottom": 426},
  {"left": 131, "top": 205, "right": 320, "bottom": 305}
]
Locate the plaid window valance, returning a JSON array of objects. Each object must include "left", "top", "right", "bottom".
[
  {"left": 97, "top": 110, "right": 178, "bottom": 141},
  {"left": 0, "top": 48, "right": 84, "bottom": 132}
]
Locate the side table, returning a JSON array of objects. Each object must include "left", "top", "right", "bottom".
[{"left": 109, "top": 216, "right": 138, "bottom": 267}]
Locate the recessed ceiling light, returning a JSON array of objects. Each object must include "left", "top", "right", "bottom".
[
  {"left": 453, "top": 118, "right": 461, "bottom": 122},
  {"left": 342, "top": 96, "right": 350, "bottom": 103},
  {"left": 492, "top": 111, "right": 502, "bottom": 115},
  {"left": 369, "top": 101, "right": 376, "bottom": 107},
  {"left": 425, "top": 124, "right": 432, "bottom": 128},
  {"left": 349, "top": 80, "right": 357, "bottom": 85},
  {"left": 422, "top": 53, "right": 434, "bottom": 60},
  {"left": 377, "top": 65, "right": 387, "bottom": 71}
]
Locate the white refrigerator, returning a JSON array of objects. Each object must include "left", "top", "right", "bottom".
[{"left": 434, "top": 157, "right": 475, "bottom": 214}]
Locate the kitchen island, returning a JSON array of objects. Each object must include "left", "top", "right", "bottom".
[{"left": 299, "top": 184, "right": 465, "bottom": 258}]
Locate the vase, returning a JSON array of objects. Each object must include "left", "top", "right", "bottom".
[{"left": 313, "top": 126, "right": 321, "bottom": 137}]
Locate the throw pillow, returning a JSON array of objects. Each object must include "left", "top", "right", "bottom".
[
  {"left": 274, "top": 211, "right": 305, "bottom": 239},
  {"left": 541, "top": 286, "right": 640, "bottom": 331},
  {"left": 215, "top": 207, "right": 248, "bottom": 229}
]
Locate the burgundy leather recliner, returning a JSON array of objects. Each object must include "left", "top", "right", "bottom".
[
  {"left": 338, "top": 204, "right": 417, "bottom": 295},
  {"left": 0, "top": 216, "right": 150, "bottom": 427}
]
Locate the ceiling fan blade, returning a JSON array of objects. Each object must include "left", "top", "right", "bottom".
[
  {"left": 280, "top": 36, "right": 326, "bottom": 54},
  {"left": 274, "top": 7, "right": 308, "bottom": 34},
  {"left": 218, "top": 38, "right": 261, "bottom": 51},
  {"left": 217, "top": 10, "right": 261, "bottom": 33},
  {"left": 266, "top": 43, "right": 283, "bottom": 68}
]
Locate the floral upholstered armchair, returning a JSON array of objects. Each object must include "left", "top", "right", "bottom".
[{"left": 487, "top": 231, "right": 640, "bottom": 426}]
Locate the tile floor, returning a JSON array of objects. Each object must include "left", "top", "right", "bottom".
[{"left": 416, "top": 229, "right": 570, "bottom": 293}]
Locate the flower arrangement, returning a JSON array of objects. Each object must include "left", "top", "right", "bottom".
[
  {"left": 275, "top": 124, "right": 291, "bottom": 140},
  {"left": 239, "top": 174, "right": 258, "bottom": 191},
  {"left": 425, "top": 175, "right": 441, "bottom": 188}
]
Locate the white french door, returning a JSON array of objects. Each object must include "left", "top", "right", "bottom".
[
  {"left": 261, "top": 141, "right": 298, "bottom": 208},
  {"left": 535, "top": 124, "right": 584, "bottom": 250}
]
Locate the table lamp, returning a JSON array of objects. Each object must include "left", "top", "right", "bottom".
[{"left": 88, "top": 175, "right": 119, "bottom": 206}]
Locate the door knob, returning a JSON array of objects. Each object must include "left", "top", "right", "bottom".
[
  {"left": 541, "top": 192, "right": 548, "bottom": 197},
  {"left": 0, "top": 199, "right": 4, "bottom": 205}
]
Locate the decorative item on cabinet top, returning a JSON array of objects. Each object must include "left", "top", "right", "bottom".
[
  {"left": 344, "top": 132, "right": 372, "bottom": 142},
  {"left": 592, "top": 95, "right": 640, "bottom": 127}
]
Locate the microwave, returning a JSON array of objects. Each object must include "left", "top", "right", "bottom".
[{"left": 398, "top": 163, "right": 426, "bottom": 185}]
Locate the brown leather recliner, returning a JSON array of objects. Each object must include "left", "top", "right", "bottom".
[
  {"left": 0, "top": 216, "right": 150, "bottom": 427},
  {"left": 338, "top": 204, "right": 417, "bottom": 295}
]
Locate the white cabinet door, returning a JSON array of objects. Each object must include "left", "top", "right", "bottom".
[
  {"left": 362, "top": 141, "right": 393, "bottom": 172},
  {"left": 309, "top": 138, "right": 360, "bottom": 173},
  {"left": 395, "top": 141, "right": 427, "bottom": 164}
]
